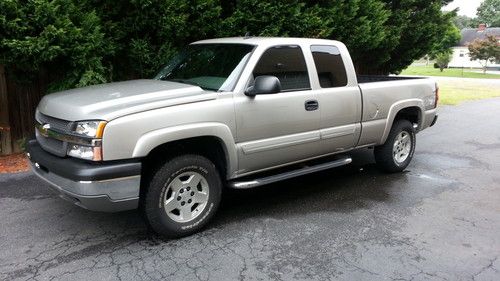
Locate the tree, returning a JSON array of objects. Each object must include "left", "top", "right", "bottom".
[
  {"left": 222, "top": 0, "right": 455, "bottom": 75},
  {"left": 476, "top": 0, "right": 500, "bottom": 27},
  {"left": 429, "top": 20, "right": 461, "bottom": 58},
  {"left": 219, "top": 0, "right": 329, "bottom": 38},
  {"left": 351, "top": 0, "right": 455, "bottom": 74},
  {"left": 0, "top": 0, "right": 458, "bottom": 90},
  {"left": 0, "top": 0, "right": 223, "bottom": 90},
  {"left": 0, "top": 0, "right": 113, "bottom": 90},
  {"left": 468, "top": 35, "right": 500, "bottom": 73},
  {"left": 306, "top": 0, "right": 391, "bottom": 74},
  {"left": 428, "top": 19, "right": 459, "bottom": 72},
  {"left": 453, "top": 15, "right": 474, "bottom": 30},
  {"left": 435, "top": 52, "right": 451, "bottom": 72},
  {"left": 86, "top": 0, "right": 223, "bottom": 79}
]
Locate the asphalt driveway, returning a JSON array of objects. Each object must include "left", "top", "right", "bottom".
[{"left": 1, "top": 98, "right": 499, "bottom": 281}]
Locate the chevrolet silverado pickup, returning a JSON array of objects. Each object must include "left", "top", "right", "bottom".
[{"left": 27, "top": 37, "right": 438, "bottom": 237}]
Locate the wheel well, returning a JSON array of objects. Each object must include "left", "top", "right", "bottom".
[
  {"left": 140, "top": 136, "right": 228, "bottom": 194},
  {"left": 394, "top": 107, "right": 421, "bottom": 127}
]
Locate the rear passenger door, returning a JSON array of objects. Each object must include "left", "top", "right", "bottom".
[
  {"left": 234, "top": 45, "right": 321, "bottom": 174},
  {"left": 309, "top": 45, "right": 362, "bottom": 154}
]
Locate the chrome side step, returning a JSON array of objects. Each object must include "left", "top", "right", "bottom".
[{"left": 228, "top": 157, "right": 352, "bottom": 189}]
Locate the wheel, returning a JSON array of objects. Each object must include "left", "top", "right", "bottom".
[
  {"left": 374, "top": 119, "right": 416, "bottom": 173},
  {"left": 143, "top": 154, "right": 222, "bottom": 238}
]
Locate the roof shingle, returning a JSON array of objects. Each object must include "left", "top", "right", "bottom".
[{"left": 458, "top": 27, "right": 500, "bottom": 46}]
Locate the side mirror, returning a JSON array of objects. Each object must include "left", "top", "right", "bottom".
[{"left": 245, "top": 75, "right": 281, "bottom": 96}]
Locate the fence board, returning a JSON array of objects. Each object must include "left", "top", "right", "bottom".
[
  {"left": 1, "top": 66, "right": 47, "bottom": 155},
  {"left": 0, "top": 65, "right": 13, "bottom": 155}
]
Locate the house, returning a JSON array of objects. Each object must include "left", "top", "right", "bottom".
[{"left": 448, "top": 24, "right": 500, "bottom": 69}]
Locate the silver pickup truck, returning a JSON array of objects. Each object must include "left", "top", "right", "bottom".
[{"left": 27, "top": 37, "right": 438, "bottom": 237}]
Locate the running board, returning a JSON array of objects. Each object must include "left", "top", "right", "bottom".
[{"left": 228, "top": 157, "right": 352, "bottom": 189}]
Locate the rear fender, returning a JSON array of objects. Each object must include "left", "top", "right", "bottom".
[{"left": 381, "top": 99, "right": 424, "bottom": 144}]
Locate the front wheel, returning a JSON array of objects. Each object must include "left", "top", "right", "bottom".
[
  {"left": 143, "top": 155, "right": 222, "bottom": 238},
  {"left": 374, "top": 119, "right": 416, "bottom": 173}
]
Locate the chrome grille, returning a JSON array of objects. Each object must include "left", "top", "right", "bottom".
[
  {"left": 35, "top": 112, "right": 72, "bottom": 157},
  {"left": 35, "top": 111, "right": 73, "bottom": 133}
]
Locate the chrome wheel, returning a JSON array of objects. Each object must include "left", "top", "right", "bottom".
[
  {"left": 393, "top": 131, "right": 412, "bottom": 164},
  {"left": 163, "top": 171, "right": 209, "bottom": 223}
]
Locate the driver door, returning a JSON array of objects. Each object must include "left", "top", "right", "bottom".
[{"left": 233, "top": 45, "right": 321, "bottom": 175}]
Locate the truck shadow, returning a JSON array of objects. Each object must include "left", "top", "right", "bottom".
[{"left": 212, "top": 149, "right": 411, "bottom": 227}]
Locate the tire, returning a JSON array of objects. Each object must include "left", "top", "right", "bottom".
[
  {"left": 374, "top": 119, "right": 416, "bottom": 173},
  {"left": 143, "top": 154, "right": 222, "bottom": 238}
]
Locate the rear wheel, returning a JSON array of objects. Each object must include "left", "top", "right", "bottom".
[
  {"left": 374, "top": 119, "right": 416, "bottom": 173},
  {"left": 143, "top": 154, "right": 222, "bottom": 238}
]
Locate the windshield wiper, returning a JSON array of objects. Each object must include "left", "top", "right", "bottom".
[{"left": 166, "top": 79, "right": 217, "bottom": 92}]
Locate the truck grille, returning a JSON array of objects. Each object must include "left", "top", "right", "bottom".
[
  {"left": 35, "top": 112, "right": 72, "bottom": 157},
  {"left": 35, "top": 111, "right": 73, "bottom": 133}
]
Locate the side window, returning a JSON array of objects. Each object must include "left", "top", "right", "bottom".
[
  {"left": 253, "top": 45, "right": 310, "bottom": 92},
  {"left": 311, "top": 45, "right": 348, "bottom": 88}
]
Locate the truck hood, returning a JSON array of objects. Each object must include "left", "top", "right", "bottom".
[{"left": 37, "top": 79, "right": 216, "bottom": 121}]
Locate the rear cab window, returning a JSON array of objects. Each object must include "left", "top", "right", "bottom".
[
  {"left": 310, "top": 45, "right": 348, "bottom": 88},
  {"left": 253, "top": 45, "right": 311, "bottom": 92}
]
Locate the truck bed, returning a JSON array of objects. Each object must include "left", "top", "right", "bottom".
[
  {"left": 356, "top": 75, "right": 436, "bottom": 146},
  {"left": 357, "top": 75, "right": 424, "bottom": 83}
]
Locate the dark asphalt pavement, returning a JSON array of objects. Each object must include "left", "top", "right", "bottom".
[{"left": 1, "top": 98, "right": 500, "bottom": 281}]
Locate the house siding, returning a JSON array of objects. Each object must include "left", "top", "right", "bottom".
[
  {"left": 449, "top": 47, "right": 500, "bottom": 69},
  {"left": 448, "top": 27, "right": 500, "bottom": 69}
]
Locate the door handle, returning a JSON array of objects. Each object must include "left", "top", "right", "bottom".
[{"left": 305, "top": 100, "right": 319, "bottom": 111}]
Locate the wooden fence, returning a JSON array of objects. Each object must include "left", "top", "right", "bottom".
[{"left": 0, "top": 65, "right": 47, "bottom": 155}]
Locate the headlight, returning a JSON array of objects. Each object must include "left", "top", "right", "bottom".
[
  {"left": 73, "top": 121, "right": 107, "bottom": 138},
  {"left": 68, "top": 120, "right": 106, "bottom": 161},
  {"left": 68, "top": 145, "right": 102, "bottom": 161}
]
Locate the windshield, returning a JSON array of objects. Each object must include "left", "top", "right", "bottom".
[{"left": 155, "top": 43, "right": 255, "bottom": 92}]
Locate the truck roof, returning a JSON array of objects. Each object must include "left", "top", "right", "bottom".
[{"left": 192, "top": 37, "right": 344, "bottom": 47}]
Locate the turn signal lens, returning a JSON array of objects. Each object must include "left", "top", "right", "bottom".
[{"left": 96, "top": 121, "right": 107, "bottom": 138}]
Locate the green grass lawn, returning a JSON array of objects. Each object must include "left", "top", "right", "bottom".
[
  {"left": 438, "top": 80, "right": 500, "bottom": 105},
  {"left": 401, "top": 65, "right": 500, "bottom": 79}
]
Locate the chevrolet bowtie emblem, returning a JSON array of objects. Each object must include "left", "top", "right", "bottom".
[{"left": 39, "top": 123, "right": 51, "bottom": 137}]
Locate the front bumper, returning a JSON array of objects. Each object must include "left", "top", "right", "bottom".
[{"left": 26, "top": 140, "right": 141, "bottom": 212}]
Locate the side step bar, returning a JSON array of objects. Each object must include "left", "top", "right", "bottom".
[{"left": 228, "top": 157, "right": 352, "bottom": 189}]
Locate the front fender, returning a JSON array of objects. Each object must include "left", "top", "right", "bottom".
[{"left": 132, "top": 122, "right": 238, "bottom": 178}]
